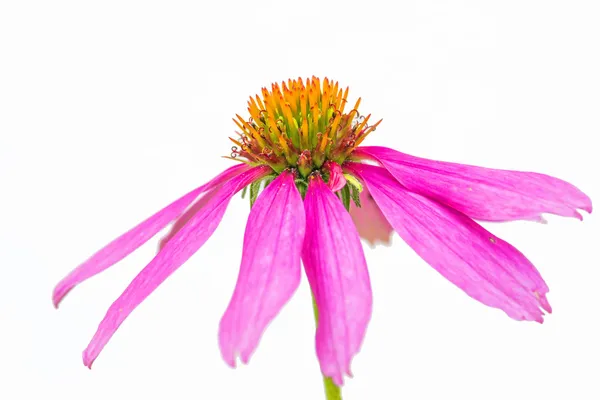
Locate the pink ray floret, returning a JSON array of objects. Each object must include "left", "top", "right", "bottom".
[
  {"left": 219, "top": 170, "right": 305, "bottom": 366},
  {"left": 302, "top": 174, "right": 372, "bottom": 386},
  {"left": 355, "top": 146, "right": 592, "bottom": 222}
]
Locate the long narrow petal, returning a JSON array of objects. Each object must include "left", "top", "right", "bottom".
[
  {"left": 157, "top": 188, "right": 220, "bottom": 251},
  {"left": 219, "top": 171, "right": 305, "bottom": 366},
  {"left": 82, "top": 165, "right": 270, "bottom": 368},
  {"left": 302, "top": 174, "right": 372, "bottom": 386},
  {"left": 349, "top": 186, "right": 393, "bottom": 247},
  {"left": 52, "top": 163, "right": 251, "bottom": 307},
  {"left": 347, "top": 162, "right": 550, "bottom": 322},
  {"left": 354, "top": 146, "right": 592, "bottom": 222}
]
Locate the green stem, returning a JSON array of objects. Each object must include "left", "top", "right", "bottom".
[{"left": 312, "top": 295, "right": 342, "bottom": 400}]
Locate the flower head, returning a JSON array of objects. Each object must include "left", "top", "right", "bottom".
[
  {"left": 53, "top": 77, "right": 592, "bottom": 389},
  {"left": 229, "top": 77, "right": 380, "bottom": 176}
]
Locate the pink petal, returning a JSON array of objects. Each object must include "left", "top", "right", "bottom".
[
  {"left": 82, "top": 165, "right": 270, "bottom": 368},
  {"left": 354, "top": 146, "right": 592, "bottom": 222},
  {"left": 157, "top": 188, "right": 220, "bottom": 251},
  {"left": 347, "top": 162, "right": 551, "bottom": 322},
  {"left": 52, "top": 163, "right": 251, "bottom": 308},
  {"left": 219, "top": 170, "right": 305, "bottom": 366},
  {"left": 302, "top": 174, "right": 372, "bottom": 386},
  {"left": 323, "top": 160, "right": 347, "bottom": 192},
  {"left": 349, "top": 186, "right": 393, "bottom": 247}
]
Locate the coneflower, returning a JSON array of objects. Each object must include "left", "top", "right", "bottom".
[{"left": 53, "top": 77, "right": 592, "bottom": 399}]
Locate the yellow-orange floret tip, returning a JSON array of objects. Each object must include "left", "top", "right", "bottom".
[{"left": 228, "top": 76, "right": 381, "bottom": 177}]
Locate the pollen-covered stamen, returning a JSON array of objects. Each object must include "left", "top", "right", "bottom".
[{"left": 228, "top": 76, "right": 382, "bottom": 176}]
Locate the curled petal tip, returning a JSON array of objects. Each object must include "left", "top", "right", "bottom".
[
  {"left": 220, "top": 347, "right": 240, "bottom": 368},
  {"left": 529, "top": 308, "right": 545, "bottom": 324},
  {"left": 82, "top": 353, "right": 94, "bottom": 369},
  {"left": 52, "top": 285, "right": 69, "bottom": 309},
  {"left": 219, "top": 346, "right": 236, "bottom": 368},
  {"left": 240, "top": 355, "right": 250, "bottom": 365},
  {"left": 538, "top": 294, "right": 552, "bottom": 314},
  {"left": 580, "top": 195, "right": 593, "bottom": 214},
  {"left": 346, "top": 365, "right": 354, "bottom": 378},
  {"left": 52, "top": 296, "right": 60, "bottom": 309},
  {"left": 225, "top": 358, "right": 237, "bottom": 369}
]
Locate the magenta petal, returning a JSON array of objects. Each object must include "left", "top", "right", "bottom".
[
  {"left": 302, "top": 174, "right": 372, "bottom": 386},
  {"left": 157, "top": 164, "right": 254, "bottom": 251},
  {"left": 349, "top": 186, "right": 393, "bottom": 246},
  {"left": 355, "top": 146, "right": 592, "bottom": 222},
  {"left": 157, "top": 188, "right": 220, "bottom": 251},
  {"left": 219, "top": 171, "right": 305, "bottom": 366},
  {"left": 82, "top": 166, "right": 270, "bottom": 368},
  {"left": 347, "top": 162, "right": 550, "bottom": 322},
  {"left": 323, "top": 160, "right": 347, "bottom": 192},
  {"left": 52, "top": 163, "right": 251, "bottom": 308}
]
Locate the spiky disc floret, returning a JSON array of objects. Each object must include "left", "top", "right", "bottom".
[{"left": 229, "top": 77, "right": 381, "bottom": 177}]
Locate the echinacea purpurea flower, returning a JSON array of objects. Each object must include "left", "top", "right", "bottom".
[{"left": 53, "top": 77, "right": 592, "bottom": 398}]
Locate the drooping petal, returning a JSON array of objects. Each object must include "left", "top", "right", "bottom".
[
  {"left": 346, "top": 162, "right": 551, "bottom": 322},
  {"left": 219, "top": 171, "right": 305, "bottom": 366},
  {"left": 349, "top": 186, "right": 393, "bottom": 247},
  {"left": 52, "top": 163, "right": 251, "bottom": 308},
  {"left": 158, "top": 188, "right": 220, "bottom": 251},
  {"left": 302, "top": 174, "right": 372, "bottom": 386},
  {"left": 323, "top": 160, "right": 347, "bottom": 192},
  {"left": 354, "top": 146, "right": 592, "bottom": 222},
  {"left": 82, "top": 165, "right": 270, "bottom": 368}
]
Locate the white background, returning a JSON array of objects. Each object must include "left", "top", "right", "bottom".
[{"left": 1, "top": 1, "right": 599, "bottom": 399}]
